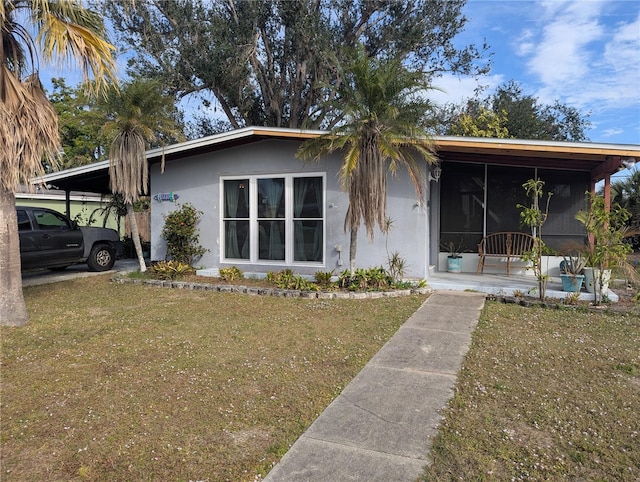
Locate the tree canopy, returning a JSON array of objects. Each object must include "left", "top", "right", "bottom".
[
  {"left": 297, "top": 46, "right": 437, "bottom": 271},
  {"left": 434, "top": 80, "right": 592, "bottom": 141},
  {"left": 103, "top": 0, "right": 488, "bottom": 130},
  {"left": 48, "top": 78, "right": 185, "bottom": 169}
]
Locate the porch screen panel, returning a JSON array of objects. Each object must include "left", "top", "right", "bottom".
[
  {"left": 439, "top": 162, "right": 485, "bottom": 252},
  {"left": 223, "top": 179, "right": 249, "bottom": 259},
  {"left": 538, "top": 169, "right": 589, "bottom": 251},
  {"left": 293, "top": 177, "right": 323, "bottom": 261},
  {"left": 486, "top": 165, "right": 533, "bottom": 234},
  {"left": 258, "top": 178, "right": 285, "bottom": 260}
]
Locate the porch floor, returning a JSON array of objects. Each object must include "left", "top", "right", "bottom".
[{"left": 427, "top": 271, "right": 618, "bottom": 302}]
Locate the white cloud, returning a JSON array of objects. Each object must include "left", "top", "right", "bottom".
[
  {"left": 515, "top": 1, "right": 640, "bottom": 114},
  {"left": 430, "top": 74, "right": 505, "bottom": 106},
  {"left": 601, "top": 128, "right": 624, "bottom": 138}
]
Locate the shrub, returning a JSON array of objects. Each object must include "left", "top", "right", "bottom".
[
  {"left": 313, "top": 270, "right": 335, "bottom": 288},
  {"left": 267, "top": 270, "right": 318, "bottom": 291},
  {"left": 338, "top": 267, "right": 393, "bottom": 291},
  {"left": 219, "top": 266, "right": 244, "bottom": 281},
  {"left": 161, "top": 203, "right": 207, "bottom": 265},
  {"left": 149, "top": 260, "right": 193, "bottom": 280}
]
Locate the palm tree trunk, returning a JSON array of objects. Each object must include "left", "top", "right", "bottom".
[
  {"left": 0, "top": 188, "right": 29, "bottom": 326},
  {"left": 127, "top": 203, "right": 147, "bottom": 272},
  {"left": 349, "top": 226, "right": 358, "bottom": 273}
]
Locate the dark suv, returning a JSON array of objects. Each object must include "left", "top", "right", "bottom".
[{"left": 17, "top": 206, "right": 122, "bottom": 272}]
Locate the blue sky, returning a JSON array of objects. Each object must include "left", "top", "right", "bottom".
[{"left": 431, "top": 0, "right": 640, "bottom": 147}]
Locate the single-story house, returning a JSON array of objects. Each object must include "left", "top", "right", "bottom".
[{"left": 35, "top": 127, "right": 639, "bottom": 279}]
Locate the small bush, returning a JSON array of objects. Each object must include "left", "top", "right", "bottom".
[
  {"left": 161, "top": 203, "right": 207, "bottom": 265},
  {"left": 267, "top": 270, "right": 318, "bottom": 291},
  {"left": 219, "top": 266, "right": 244, "bottom": 281},
  {"left": 149, "top": 260, "right": 193, "bottom": 280},
  {"left": 314, "top": 270, "right": 335, "bottom": 288},
  {"left": 338, "top": 267, "right": 393, "bottom": 291}
]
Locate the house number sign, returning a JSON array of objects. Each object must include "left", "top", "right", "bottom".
[{"left": 154, "top": 192, "right": 180, "bottom": 203}]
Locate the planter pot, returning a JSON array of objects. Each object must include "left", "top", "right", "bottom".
[
  {"left": 583, "top": 267, "right": 611, "bottom": 295},
  {"left": 559, "top": 274, "right": 585, "bottom": 293},
  {"left": 447, "top": 256, "right": 462, "bottom": 273}
]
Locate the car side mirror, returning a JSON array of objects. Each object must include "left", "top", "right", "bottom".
[{"left": 71, "top": 220, "right": 79, "bottom": 229}]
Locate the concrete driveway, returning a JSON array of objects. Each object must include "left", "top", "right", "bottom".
[{"left": 22, "top": 259, "right": 141, "bottom": 287}]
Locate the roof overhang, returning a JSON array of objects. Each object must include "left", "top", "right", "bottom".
[{"left": 32, "top": 127, "right": 639, "bottom": 194}]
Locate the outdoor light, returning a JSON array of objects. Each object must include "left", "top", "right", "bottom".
[
  {"left": 621, "top": 157, "right": 637, "bottom": 170},
  {"left": 430, "top": 165, "right": 442, "bottom": 182}
]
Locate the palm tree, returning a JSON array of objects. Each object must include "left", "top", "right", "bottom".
[
  {"left": 1, "top": 0, "right": 116, "bottom": 327},
  {"left": 101, "top": 78, "right": 185, "bottom": 272},
  {"left": 297, "top": 46, "right": 438, "bottom": 272}
]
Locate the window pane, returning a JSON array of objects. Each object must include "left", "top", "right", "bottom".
[
  {"left": 224, "top": 179, "right": 249, "bottom": 218},
  {"left": 258, "top": 178, "right": 285, "bottom": 218},
  {"left": 224, "top": 220, "right": 249, "bottom": 259},
  {"left": 34, "top": 210, "right": 69, "bottom": 229},
  {"left": 294, "top": 220, "right": 323, "bottom": 261},
  {"left": 259, "top": 220, "right": 285, "bottom": 260},
  {"left": 294, "top": 177, "right": 323, "bottom": 218},
  {"left": 17, "top": 210, "right": 31, "bottom": 231}
]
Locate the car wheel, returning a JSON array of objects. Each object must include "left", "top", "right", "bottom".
[{"left": 87, "top": 243, "right": 115, "bottom": 271}]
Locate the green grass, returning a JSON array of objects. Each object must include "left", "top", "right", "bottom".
[
  {"left": 1, "top": 275, "right": 426, "bottom": 481},
  {"left": 421, "top": 301, "right": 640, "bottom": 481}
]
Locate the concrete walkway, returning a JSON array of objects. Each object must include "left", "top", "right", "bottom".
[{"left": 264, "top": 290, "right": 486, "bottom": 482}]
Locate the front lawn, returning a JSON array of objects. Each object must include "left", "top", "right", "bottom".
[
  {"left": 1, "top": 276, "right": 426, "bottom": 481},
  {"left": 422, "top": 301, "right": 640, "bottom": 481}
]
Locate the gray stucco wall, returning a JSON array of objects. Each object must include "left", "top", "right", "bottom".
[{"left": 150, "top": 138, "right": 431, "bottom": 278}]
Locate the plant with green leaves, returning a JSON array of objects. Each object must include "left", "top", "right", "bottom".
[
  {"left": 575, "top": 192, "right": 636, "bottom": 305},
  {"left": 297, "top": 45, "right": 438, "bottom": 273},
  {"left": 518, "top": 178, "right": 553, "bottom": 301},
  {"left": 219, "top": 266, "right": 244, "bottom": 282},
  {"left": 161, "top": 203, "right": 207, "bottom": 265},
  {"left": 149, "top": 260, "right": 193, "bottom": 280}
]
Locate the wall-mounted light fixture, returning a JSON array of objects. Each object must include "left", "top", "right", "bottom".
[
  {"left": 429, "top": 165, "right": 442, "bottom": 182},
  {"left": 621, "top": 157, "right": 637, "bottom": 170}
]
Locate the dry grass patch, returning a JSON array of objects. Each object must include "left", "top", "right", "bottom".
[
  {"left": 422, "top": 302, "right": 640, "bottom": 481},
  {"left": 1, "top": 276, "right": 426, "bottom": 481}
]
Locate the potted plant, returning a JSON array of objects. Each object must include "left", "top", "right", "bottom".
[
  {"left": 559, "top": 251, "right": 587, "bottom": 293},
  {"left": 442, "top": 240, "right": 464, "bottom": 273},
  {"left": 575, "top": 193, "right": 634, "bottom": 304}
]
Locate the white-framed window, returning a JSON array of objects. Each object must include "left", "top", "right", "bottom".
[{"left": 222, "top": 174, "right": 325, "bottom": 265}]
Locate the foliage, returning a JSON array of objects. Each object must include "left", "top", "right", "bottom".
[
  {"left": 148, "top": 260, "right": 193, "bottom": 280},
  {"left": 49, "top": 78, "right": 185, "bottom": 168},
  {"left": 218, "top": 266, "right": 244, "bottom": 282},
  {"left": 446, "top": 105, "right": 509, "bottom": 138},
  {"left": 607, "top": 170, "right": 640, "bottom": 250},
  {"left": 313, "top": 270, "right": 335, "bottom": 288},
  {"left": 442, "top": 239, "right": 465, "bottom": 258},
  {"left": 518, "top": 179, "right": 553, "bottom": 301},
  {"left": 575, "top": 192, "right": 636, "bottom": 304},
  {"left": 559, "top": 251, "right": 587, "bottom": 276},
  {"left": 104, "top": 0, "right": 487, "bottom": 130},
  {"left": 48, "top": 78, "right": 107, "bottom": 168},
  {"left": 267, "top": 269, "right": 318, "bottom": 291},
  {"left": 297, "top": 45, "right": 437, "bottom": 271},
  {"left": 161, "top": 203, "right": 207, "bottom": 266},
  {"left": 433, "top": 80, "right": 591, "bottom": 141},
  {"left": 338, "top": 267, "right": 394, "bottom": 291}
]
